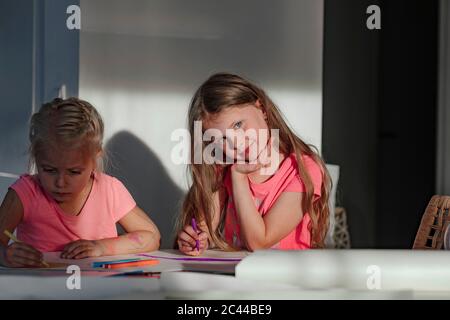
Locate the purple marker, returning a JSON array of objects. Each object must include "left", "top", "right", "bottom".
[{"left": 191, "top": 218, "right": 200, "bottom": 251}]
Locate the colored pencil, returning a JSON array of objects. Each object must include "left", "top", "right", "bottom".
[{"left": 3, "top": 230, "right": 50, "bottom": 268}]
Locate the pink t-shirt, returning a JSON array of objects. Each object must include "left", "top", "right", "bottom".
[
  {"left": 9, "top": 173, "right": 136, "bottom": 252},
  {"left": 224, "top": 153, "right": 323, "bottom": 250}
]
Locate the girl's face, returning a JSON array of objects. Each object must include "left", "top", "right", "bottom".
[
  {"left": 35, "top": 145, "right": 97, "bottom": 204},
  {"left": 203, "top": 103, "right": 269, "bottom": 162}
]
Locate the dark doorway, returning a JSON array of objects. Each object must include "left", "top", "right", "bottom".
[{"left": 322, "top": 0, "right": 438, "bottom": 248}]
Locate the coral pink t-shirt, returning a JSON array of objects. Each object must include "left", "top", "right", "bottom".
[
  {"left": 9, "top": 173, "right": 136, "bottom": 252},
  {"left": 224, "top": 153, "right": 323, "bottom": 250}
]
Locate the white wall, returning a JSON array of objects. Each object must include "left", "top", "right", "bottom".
[{"left": 79, "top": 0, "right": 324, "bottom": 247}]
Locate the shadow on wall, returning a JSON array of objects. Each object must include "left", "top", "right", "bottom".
[{"left": 105, "top": 131, "right": 185, "bottom": 249}]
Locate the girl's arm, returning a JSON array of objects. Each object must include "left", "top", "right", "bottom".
[
  {"left": 0, "top": 189, "right": 44, "bottom": 267},
  {"left": 61, "top": 206, "right": 161, "bottom": 259},
  {"left": 231, "top": 167, "right": 304, "bottom": 251}
]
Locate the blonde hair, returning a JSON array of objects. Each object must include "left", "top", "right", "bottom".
[
  {"left": 176, "top": 72, "right": 332, "bottom": 249},
  {"left": 29, "top": 97, "right": 105, "bottom": 172}
]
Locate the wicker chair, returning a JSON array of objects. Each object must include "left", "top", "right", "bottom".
[{"left": 413, "top": 195, "right": 450, "bottom": 249}]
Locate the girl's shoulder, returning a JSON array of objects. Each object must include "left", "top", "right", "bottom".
[
  {"left": 289, "top": 153, "right": 322, "bottom": 176},
  {"left": 94, "top": 172, "right": 117, "bottom": 184},
  {"left": 92, "top": 173, "right": 136, "bottom": 220},
  {"left": 286, "top": 153, "right": 323, "bottom": 196},
  {"left": 8, "top": 175, "right": 45, "bottom": 217},
  {"left": 10, "top": 174, "right": 42, "bottom": 198},
  {"left": 93, "top": 172, "right": 132, "bottom": 196}
]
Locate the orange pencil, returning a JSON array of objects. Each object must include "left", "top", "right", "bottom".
[{"left": 105, "top": 259, "right": 159, "bottom": 269}]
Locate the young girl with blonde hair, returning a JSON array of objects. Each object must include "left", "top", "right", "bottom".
[{"left": 0, "top": 97, "right": 160, "bottom": 267}]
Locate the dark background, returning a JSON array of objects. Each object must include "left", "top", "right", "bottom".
[{"left": 322, "top": 0, "right": 439, "bottom": 248}]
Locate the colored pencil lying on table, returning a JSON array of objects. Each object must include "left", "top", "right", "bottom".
[
  {"left": 110, "top": 271, "right": 161, "bottom": 278},
  {"left": 103, "top": 259, "right": 160, "bottom": 269},
  {"left": 92, "top": 258, "right": 142, "bottom": 268}
]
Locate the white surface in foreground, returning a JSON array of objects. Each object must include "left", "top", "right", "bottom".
[
  {"left": 0, "top": 276, "right": 162, "bottom": 299},
  {"left": 236, "top": 249, "right": 450, "bottom": 291},
  {"left": 1, "top": 249, "right": 450, "bottom": 299}
]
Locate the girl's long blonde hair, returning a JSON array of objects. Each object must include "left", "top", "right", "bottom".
[{"left": 176, "top": 73, "right": 331, "bottom": 249}]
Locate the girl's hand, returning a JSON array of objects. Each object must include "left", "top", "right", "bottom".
[
  {"left": 231, "top": 163, "right": 262, "bottom": 175},
  {"left": 2, "top": 242, "right": 45, "bottom": 268},
  {"left": 177, "top": 225, "right": 208, "bottom": 256},
  {"left": 61, "top": 239, "right": 104, "bottom": 259},
  {"left": 231, "top": 137, "right": 279, "bottom": 176}
]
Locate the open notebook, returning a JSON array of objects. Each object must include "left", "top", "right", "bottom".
[
  {"left": 138, "top": 249, "right": 249, "bottom": 274},
  {"left": 0, "top": 249, "right": 250, "bottom": 275}
]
